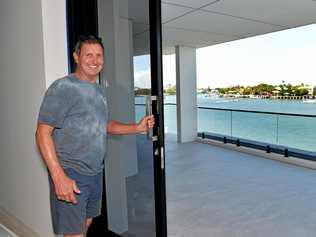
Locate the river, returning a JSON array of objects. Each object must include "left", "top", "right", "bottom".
[{"left": 136, "top": 95, "right": 316, "bottom": 153}]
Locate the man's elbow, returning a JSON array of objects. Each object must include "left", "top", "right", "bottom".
[{"left": 35, "top": 124, "right": 53, "bottom": 141}]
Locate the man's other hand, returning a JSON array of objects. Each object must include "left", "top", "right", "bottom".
[
  {"left": 137, "top": 115, "right": 155, "bottom": 133},
  {"left": 53, "top": 174, "right": 81, "bottom": 204}
]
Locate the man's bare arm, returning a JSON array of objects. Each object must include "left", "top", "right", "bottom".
[
  {"left": 107, "top": 115, "right": 155, "bottom": 135},
  {"left": 35, "top": 124, "right": 80, "bottom": 203}
]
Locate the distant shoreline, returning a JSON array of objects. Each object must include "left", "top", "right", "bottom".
[
  {"left": 136, "top": 93, "right": 316, "bottom": 101},
  {"left": 212, "top": 94, "right": 316, "bottom": 101}
]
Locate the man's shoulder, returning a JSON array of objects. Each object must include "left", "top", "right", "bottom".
[
  {"left": 44, "top": 75, "right": 76, "bottom": 99},
  {"left": 49, "top": 75, "right": 73, "bottom": 89}
]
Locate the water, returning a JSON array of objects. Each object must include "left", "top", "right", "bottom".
[{"left": 135, "top": 95, "right": 316, "bottom": 153}]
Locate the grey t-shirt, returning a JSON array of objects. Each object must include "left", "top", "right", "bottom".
[{"left": 38, "top": 74, "right": 108, "bottom": 175}]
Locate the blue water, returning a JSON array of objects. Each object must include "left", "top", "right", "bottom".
[{"left": 135, "top": 95, "right": 316, "bottom": 153}]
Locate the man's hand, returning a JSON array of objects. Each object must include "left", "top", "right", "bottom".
[
  {"left": 107, "top": 116, "right": 155, "bottom": 135},
  {"left": 52, "top": 173, "right": 81, "bottom": 204},
  {"left": 36, "top": 123, "right": 81, "bottom": 204},
  {"left": 137, "top": 115, "right": 155, "bottom": 133}
]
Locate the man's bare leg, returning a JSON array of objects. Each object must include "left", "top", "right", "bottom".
[
  {"left": 64, "top": 224, "right": 90, "bottom": 237},
  {"left": 63, "top": 218, "right": 92, "bottom": 237},
  {"left": 64, "top": 235, "right": 84, "bottom": 237},
  {"left": 85, "top": 218, "right": 93, "bottom": 237}
]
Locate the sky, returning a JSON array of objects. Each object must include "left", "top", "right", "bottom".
[{"left": 134, "top": 23, "right": 316, "bottom": 89}]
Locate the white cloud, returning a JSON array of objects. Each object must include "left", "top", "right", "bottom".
[
  {"left": 196, "top": 46, "right": 316, "bottom": 88},
  {"left": 134, "top": 69, "right": 151, "bottom": 88},
  {"left": 163, "top": 54, "right": 176, "bottom": 87},
  {"left": 134, "top": 55, "right": 177, "bottom": 88}
]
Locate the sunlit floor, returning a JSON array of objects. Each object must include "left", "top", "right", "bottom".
[{"left": 125, "top": 134, "right": 316, "bottom": 237}]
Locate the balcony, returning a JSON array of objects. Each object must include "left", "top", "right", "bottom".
[
  {"left": 129, "top": 100, "right": 316, "bottom": 236},
  {"left": 125, "top": 133, "right": 316, "bottom": 237}
]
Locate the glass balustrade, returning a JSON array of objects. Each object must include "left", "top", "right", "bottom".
[{"left": 135, "top": 101, "right": 316, "bottom": 157}]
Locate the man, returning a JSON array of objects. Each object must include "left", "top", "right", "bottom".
[{"left": 35, "top": 35, "right": 154, "bottom": 237}]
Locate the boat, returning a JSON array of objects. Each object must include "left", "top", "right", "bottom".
[{"left": 303, "top": 99, "right": 316, "bottom": 103}]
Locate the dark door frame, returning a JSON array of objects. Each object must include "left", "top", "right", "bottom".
[
  {"left": 66, "top": 0, "right": 167, "bottom": 236},
  {"left": 66, "top": 0, "right": 99, "bottom": 73},
  {"left": 149, "top": 1, "right": 168, "bottom": 237}
]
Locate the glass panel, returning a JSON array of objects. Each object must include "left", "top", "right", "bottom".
[
  {"left": 164, "top": 104, "right": 177, "bottom": 134},
  {"left": 278, "top": 115, "right": 316, "bottom": 153},
  {"left": 135, "top": 96, "right": 147, "bottom": 122},
  {"left": 98, "top": 0, "right": 158, "bottom": 236},
  {"left": 137, "top": 96, "right": 177, "bottom": 135},
  {"left": 231, "top": 112, "right": 277, "bottom": 144},
  {"left": 124, "top": 1, "right": 156, "bottom": 236},
  {"left": 198, "top": 109, "right": 231, "bottom": 137}
]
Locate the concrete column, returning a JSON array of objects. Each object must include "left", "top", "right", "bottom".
[
  {"left": 176, "top": 46, "right": 197, "bottom": 143},
  {"left": 98, "top": 0, "right": 137, "bottom": 234}
]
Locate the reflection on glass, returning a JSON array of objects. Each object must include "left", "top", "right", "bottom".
[{"left": 123, "top": 0, "right": 156, "bottom": 236}]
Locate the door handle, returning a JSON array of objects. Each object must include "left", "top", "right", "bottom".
[{"left": 145, "top": 95, "right": 154, "bottom": 140}]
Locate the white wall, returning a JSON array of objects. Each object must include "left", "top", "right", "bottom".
[
  {"left": 0, "top": 1, "right": 68, "bottom": 236},
  {"left": 41, "top": 0, "right": 69, "bottom": 88}
]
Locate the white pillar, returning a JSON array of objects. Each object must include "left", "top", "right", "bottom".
[
  {"left": 98, "top": 0, "right": 137, "bottom": 234},
  {"left": 176, "top": 46, "right": 197, "bottom": 143}
]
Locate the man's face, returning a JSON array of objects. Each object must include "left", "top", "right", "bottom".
[{"left": 73, "top": 43, "right": 104, "bottom": 78}]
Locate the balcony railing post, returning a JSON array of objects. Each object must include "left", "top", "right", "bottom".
[
  {"left": 202, "top": 132, "right": 205, "bottom": 139},
  {"left": 276, "top": 114, "right": 279, "bottom": 145},
  {"left": 266, "top": 145, "right": 271, "bottom": 153},
  {"left": 230, "top": 110, "right": 233, "bottom": 139}
]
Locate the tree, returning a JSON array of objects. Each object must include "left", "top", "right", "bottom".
[
  {"left": 294, "top": 87, "right": 308, "bottom": 96},
  {"left": 243, "top": 87, "right": 252, "bottom": 95},
  {"left": 164, "top": 86, "right": 176, "bottom": 95},
  {"left": 135, "top": 88, "right": 151, "bottom": 95}
]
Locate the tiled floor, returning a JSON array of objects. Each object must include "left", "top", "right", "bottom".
[
  {"left": 3, "top": 135, "right": 316, "bottom": 237},
  {"left": 125, "top": 134, "right": 316, "bottom": 237},
  {"left": 165, "top": 136, "right": 316, "bottom": 237}
]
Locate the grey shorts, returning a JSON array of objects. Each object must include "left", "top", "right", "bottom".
[{"left": 48, "top": 168, "right": 103, "bottom": 235}]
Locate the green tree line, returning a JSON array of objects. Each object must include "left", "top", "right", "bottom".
[{"left": 214, "top": 83, "right": 310, "bottom": 96}]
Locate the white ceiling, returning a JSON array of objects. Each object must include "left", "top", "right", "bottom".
[{"left": 128, "top": 0, "right": 316, "bottom": 55}]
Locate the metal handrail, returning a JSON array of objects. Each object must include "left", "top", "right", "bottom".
[
  {"left": 135, "top": 103, "right": 176, "bottom": 106},
  {"left": 136, "top": 103, "right": 316, "bottom": 118},
  {"left": 198, "top": 106, "right": 316, "bottom": 118}
]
